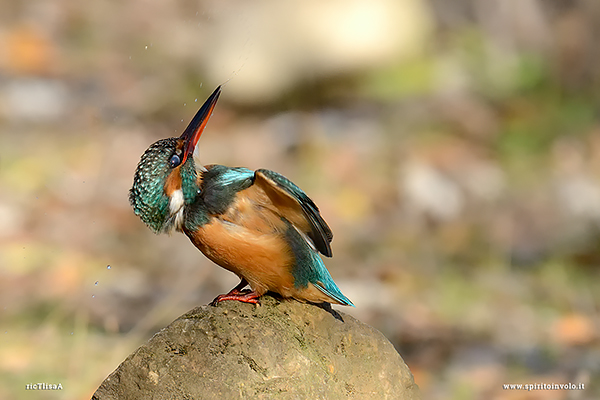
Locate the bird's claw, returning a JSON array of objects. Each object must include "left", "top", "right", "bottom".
[{"left": 210, "top": 290, "right": 261, "bottom": 306}]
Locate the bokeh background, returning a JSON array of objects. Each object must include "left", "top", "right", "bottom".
[{"left": 1, "top": 0, "right": 599, "bottom": 399}]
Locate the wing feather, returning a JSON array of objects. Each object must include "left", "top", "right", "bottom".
[{"left": 253, "top": 169, "right": 333, "bottom": 257}]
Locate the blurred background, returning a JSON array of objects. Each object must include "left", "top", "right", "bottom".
[{"left": 1, "top": 0, "right": 599, "bottom": 398}]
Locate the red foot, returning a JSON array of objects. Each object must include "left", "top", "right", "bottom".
[
  {"left": 210, "top": 279, "right": 261, "bottom": 305},
  {"left": 211, "top": 290, "right": 260, "bottom": 305}
]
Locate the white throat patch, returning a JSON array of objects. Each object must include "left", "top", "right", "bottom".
[{"left": 169, "top": 189, "right": 186, "bottom": 231}]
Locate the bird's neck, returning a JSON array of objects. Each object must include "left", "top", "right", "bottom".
[{"left": 163, "top": 161, "right": 202, "bottom": 233}]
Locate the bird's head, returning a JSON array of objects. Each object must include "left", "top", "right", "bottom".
[{"left": 129, "top": 86, "right": 221, "bottom": 233}]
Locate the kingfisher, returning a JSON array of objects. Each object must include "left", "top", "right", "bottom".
[{"left": 129, "top": 86, "right": 353, "bottom": 307}]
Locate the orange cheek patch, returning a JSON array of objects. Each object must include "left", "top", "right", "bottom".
[{"left": 163, "top": 168, "right": 183, "bottom": 196}]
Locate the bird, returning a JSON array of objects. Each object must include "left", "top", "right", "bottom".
[{"left": 129, "top": 86, "right": 353, "bottom": 307}]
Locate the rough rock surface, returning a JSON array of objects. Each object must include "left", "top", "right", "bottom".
[{"left": 92, "top": 295, "right": 420, "bottom": 399}]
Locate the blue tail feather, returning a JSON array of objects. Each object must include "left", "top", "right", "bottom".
[
  {"left": 312, "top": 261, "right": 354, "bottom": 307},
  {"left": 285, "top": 223, "right": 354, "bottom": 306}
]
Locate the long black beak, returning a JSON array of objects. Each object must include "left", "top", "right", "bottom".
[{"left": 180, "top": 86, "right": 221, "bottom": 162}]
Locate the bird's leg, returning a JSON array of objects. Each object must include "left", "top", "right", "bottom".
[
  {"left": 210, "top": 279, "right": 260, "bottom": 305},
  {"left": 228, "top": 278, "right": 251, "bottom": 294}
]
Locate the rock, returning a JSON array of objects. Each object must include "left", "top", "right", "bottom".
[{"left": 92, "top": 295, "right": 420, "bottom": 400}]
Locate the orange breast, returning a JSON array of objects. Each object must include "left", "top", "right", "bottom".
[{"left": 186, "top": 215, "right": 296, "bottom": 297}]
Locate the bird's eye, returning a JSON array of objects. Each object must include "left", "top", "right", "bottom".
[{"left": 169, "top": 154, "right": 181, "bottom": 168}]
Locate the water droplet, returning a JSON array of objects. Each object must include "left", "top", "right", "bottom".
[
  {"left": 71, "top": 332, "right": 74, "bottom": 335},
  {"left": 199, "top": 82, "right": 203, "bottom": 88},
  {"left": 181, "top": 119, "right": 184, "bottom": 122},
  {"left": 195, "top": 98, "right": 198, "bottom": 102},
  {"left": 92, "top": 295, "right": 95, "bottom": 298},
  {"left": 94, "top": 281, "right": 98, "bottom": 286},
  {"left": 184, "top": 103, "right": 186, "bottom": 106},
  {"left": 107, "top": 265, "right": 111, "bottom": 270},
  {"left": 145, "top": 45, "right": 148, "bottom": 49}
]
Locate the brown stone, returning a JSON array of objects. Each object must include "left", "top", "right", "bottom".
[{"left": 92, "top": 295, "right": 419, "bottom": 399}]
